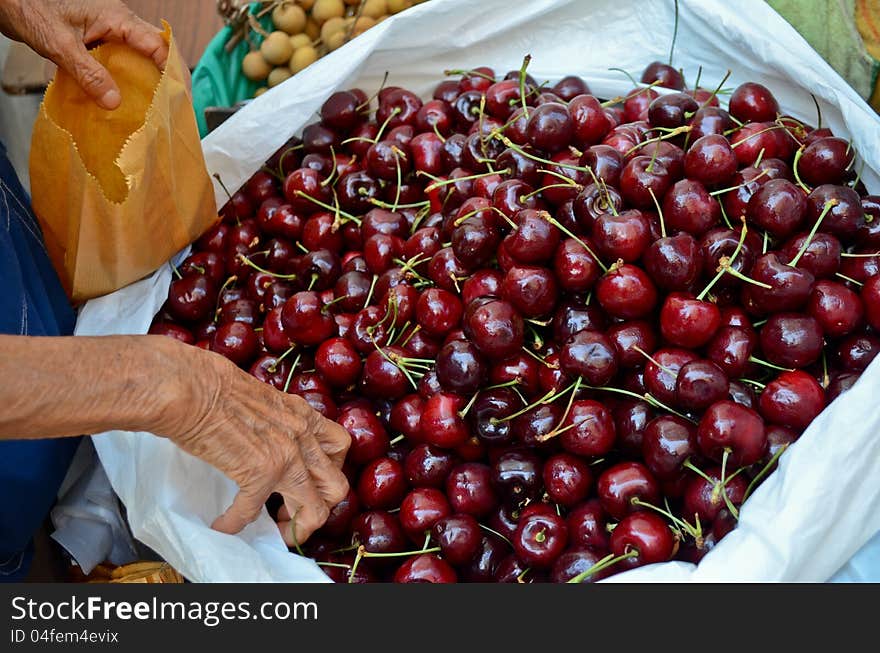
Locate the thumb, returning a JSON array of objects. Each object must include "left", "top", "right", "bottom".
[
  {"left": 60, "top": 40, "right": 122, "bottom": 110},
  {"left": 211, "top": 485, "right": 268, "bottom": 534}
]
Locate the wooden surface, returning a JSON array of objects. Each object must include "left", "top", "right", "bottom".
[{"left": 2, "top": 0, "right": 225, "bottom": 94}]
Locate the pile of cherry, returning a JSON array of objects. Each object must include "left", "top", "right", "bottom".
[{"left": 151, "top": 58, "right": 880, "bottom": 583}]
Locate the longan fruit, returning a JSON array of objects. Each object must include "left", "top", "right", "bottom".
[
  {"left": 352, "top": 15, "right": 376, "bottom": 36},
  {"left": 268, "top": 67, "right": 293, "bottom": 88},
  {"left": 290, "top": 45, "right": 319, "bottom": 73},
  {"left": 311, "top": 0, "right": 345, "bottom": 24},
  {"left": 242, "top": 50, "right": 272, "bottom": 81},
  {"left": 304, "top": 16, "right": 320, "bottom": 40},
  {"left": 272, "top": 3, "right": 307, "bottom": 35},
  {"left": 254, "top": 87, "right": 269, "bottom": 98},
  {"left": 386, "top": 0, "right": 411, "bottom": 14},
  {"left": 325, "top": 30, "right": 347, "bottom": 51},
  {"left": 260, "top": 31, "right": 294, "bottom": 65},
  {"left": 296, "top": 0, "right": 315, "bottom": 9},
  {"left": 289, "top": 33, "right": 312, "bottom": 49},
  {"left": 362, "top": 0, "right": 387, "bottom": 19},
  {"left": 320, "top": 16, "right": 346, "bottom": 43}
]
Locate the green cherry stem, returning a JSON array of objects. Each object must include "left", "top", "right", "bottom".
[
  {"left": 567, "top": 550, "right": 639, "bottom": 583},
  {"left": 788, "top": 200, "right": 837, "bottom": 268}
]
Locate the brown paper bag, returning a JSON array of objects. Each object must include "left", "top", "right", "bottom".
[{"left": 29, "top": 23, "right": 218, "bottom": 303}]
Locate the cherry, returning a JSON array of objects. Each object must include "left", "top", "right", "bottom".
[
  {"left": 463, "top": 297, "right": 524, "bottom": 359},
  {"left": 729, "top": 82, "right": 779, "bottom": 123},
  {"left": 682, "top": 467, "right": 747, "bottom": 524},
  {"left": 862, "top": 274, "right": 880, "bottom": 331},
  {"left": 527, "top": 102, "right": 574, "bottom": 152},
  {"left": 568, "top": 94, "right": 612, "bottom": 146},
  {"left": 623, "top": 87, "right": 658, "bottom": 122},
  {"left": 556, "top": 398, "right": 616, "bottom": 457},
  {"left": 554, "top": 238, "right": 601, "bottom": 293},
  {"left": 826, "top": 371, "right": 860, "bottom": 402},
  {"left": 609, "top": 511, "right": 675, "bottom": 568},
  {"left": 472, "top": 388, "right": 520, "bottom": 445},
  {"left": 543, "top": 453, "right": 592, "bottom": 507},
  {"left": 597, "top": 461, "right": 660, "bottom": 520},
  {"left": 211, "top": 321, "right": 258, "bottom": 366},
  {"left": 747, "top": 179, "right": 807, "bottom": 239},
  {"left": 744, "top": 252, "right": 815, "bottom": 315},
  {"left": 166, "top": 274, "right": 216, "bottom": 323},
  {"left": 399, "top": 487, "right": 452, "bottom": 541},
  {"left": 461, "top": 534, "right": 507, "bottom": 582},
  {"left": 662, "top": 179, "right": 720, "bottom": 236},
  {"left": 314, "top": 337, "right": 361, "bottom": 388},
  {"left": 659, "top": 293, "right": 721, "bottom": 348},
  {"left": 596, "top": 263, "right": 658, "bottom": 319},
  {"left": 377, "top": 88, "right": 422, "bottom": 129},
  {"left": 593, "top": 209, "right": 651, "bottom": 262},
  {"left": 640, "top": 61, "right": 684, "bottom": 89},
  {"left": 281, "top": 291, "right": 335, "bottom": 346},
  {"left": 337, "top": 171, "right": 380, "bottom": 213},
  {"left": 758, "top": 370, "right": 825, "bottom": 431},
  {"left": 643, "top": 347, "right": 699, "bottom": 405},
  {"left": 502, "top": 265, "right": 559, "bottom": 317},
  {"left": 759, "top": 313, "right": 824, "bottom": 368},
  {"left": 780, "top": 232, "right": 840, "bottom": 279},
  {"left": 149, "top": 321, "right": 194, "bottom": 345},
  {"left": 431, "top": 513, "right": 481, "bottom": 566},
  {"left": 836, "top": 332, "right": 880, "bottom": 372},
  {"left": 301, "top": 123, "right": 338, "bottom": 155},
  {"left": 404, "top": 444, "right": 459, "bottom": 488},
  {"left": 436, "top": 339, "right": 487, "bottom": 394},
  {"left": 491, "top": 450, "right": 543, "bottom": 507},
  {"left": 807, "top": 280, "right": 863, "bottom": 337},
  {"left": 352, "top": 511, "right": 407, "bottom": 554},
  {"left": 572, "top": 183, "right": 623, "bottom": 231},
  {"left": 684, "top": 134, "right": 738, "bottom": 187},
  {"left": 643, "top": 232, "right": 702, "bottom": 292},
  {"left": 551, "top": 548, "right": 608, "bottom": 583},
  {"left": 566, "top": 499, "right": 610, "bottom": 551},
  {"left": 357, "top": 457, "right": 407, "bottom": 510},
  {"left": 613, "top": 399, "right": 655, "bottom": 456},
  {"left": 554, "top": 75, "right": 590, "bottom": 100},
  {"left": 706, "top": 326, "right": 757, "bottom": 377},
  {"left": 648, "top": 92, "right": 698, "bottom": 129},
  {"left": 339, "top": 404, "right": 390, "bottom": 465},
  {"left": 506, "top": 209, "right": 561, "bottom": 263},
  {"left": 688, "top": 106, "right": 735, "bottom": 141},
  {"left": 421, "top": 392, "right": 468, "bottom": 449},
  {"left": 393, "top": 554, "right": 457, "bottom": 584},
  {"left": 415, "top": 287, "right": 463, "bottom": 338},
  {"left": 806, "top": 185, "right": 865, "bottom": 241},
  {"left": 318, "top": 489, "right": 359, "bottom": 538},
  {"left": 640, "top": 415, "right": 697, "bottom": 480},
  {"left": 607, "top": 320, "right": 657, "bottom": 368},
  {"left": 445, "top": 463, "right": 498, "bottom": 517},
  {"left": 558, "top": 329, "right": 618, "bottom": 386},
  {"left": 799, "top": 137, "right": 854, "bottom": 186},
  {"left": 579, "top": 144, "right": 624, "bottom": 188},
  {"left": 513, "top": 511, "right": 568, "bottom": 569},
  {"left": 696, "top": 399, "right": 766, "bottom": 466},
  {"left": 620, "top": 155, "right": 671, "bottom": 209},
  {"left": 675, "top": 360, "right": 729, "bottom": 411}
]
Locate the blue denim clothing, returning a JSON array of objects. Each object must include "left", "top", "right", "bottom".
[{"left": 0, "top": 143, "right": 79, "bottom": 581}]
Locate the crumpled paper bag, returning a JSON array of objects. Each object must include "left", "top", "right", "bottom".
[{"left": 29, "top": 23, "right": 217, "bottom": 303}]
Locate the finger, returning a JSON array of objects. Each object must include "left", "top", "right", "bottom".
[
  {"left": 84, "top": 10, "right": 168, "bottom": 69},
  {"left": 278, "top": 474, "right": 330, "bottom": 545},
  {"left": 277, "top": 503, "right": 291, "bottom": 522},
  {"left": 297, "top": 431, "right": 350, "bottom": 507},
  {"left": 57, "top": 37, "right": 121, "bottom": 109},
  {"left": 285, "top": 496, "right": 330, "bottom": 546},
  {"left": 211, "top": 484, "right": 270, "bottom": 534},
  {"left": 314, "top": 417, "right": 352, "bottom": 468}
]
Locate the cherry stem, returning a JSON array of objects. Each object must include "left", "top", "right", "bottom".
[
  {"left": 730, "top": 124, "right": 786, "bottom": 149},
  {"left": 648, "top": 187, "right": 666, "bottom": 238},
  {"left": 632, "top": 345, "right": 674, "bottom": 375},
  {"left": 748, "top": 356, "right": 794, "bottom": 372},
  {"left": 294, "top": 191, "right": 361, "bottom": 225},
  {"left": 791, "top": 146, "right": 811, "bottom": 194},
  {"left": 836, "top": 272, "right": 864, "bottom": 287},
  {"left": 519, "top": 54, "right": 532, "bottom": 118},
  {"left": 789, "top": 200, "right": 837, "bottom": 267},
  {"left": 682, "top": 459, "right": 715, "bottom": 485},
  {"left": 724, "top": 266, "right": 772, "bottom": 289},
  {"left": 669, "top": 0, "right": 679, "bottom": 66},
  {"left": 236, "top": 253, "right": 298, "bottom": 279},
  {"left": 494, "top": 382, "right": 577, "bottom": 424},
  {"left": 626, "top": 125, "right": 691, "bottom": 159},
  {"left": 697, "top": 218, "right": 748, "bottom": 302},
  {"left": 699, "top": 69, "right": 732, "bottom": 110},
  {"left": 542, "top": 212, "right": 608, "bottom": 272},
  {"left": 567, "top": 550, "right": 639, "bottom": 584},
  {"left": 319, "top": 146, "right": 340, "bottom": 188},
  {"left": 709, "top": 169, "right": 769, "bottom": 196},
  {"left": 315, "top": 561, "right": 351, "bottom": 570},
  {"left": 374, "top": 106, "right": 402, "bottom": 143},
  {"left": 170, "top": 262, "right": 182, "bottom": 280},
  {"left": 389, "top": 434, "right": 405, "bottom": 446},
  {"left": 268, "top": 344, "right": 297, "bottom": 372},
  {"left": 716, "top": 448, "right": 741, "bottom": 519},
  {"left": 599, "top": 80, "right": 661, "bottom": 108},
  {"left": 841, "top": 251, "right": 880, "bottom": 257},
  {"left": 479, "top": 523, "right": 513, "bottom": 547},
  {"left": 281, "top": 353, "right": 302, "bottom": 394},
  {"left": 521, "top": 182, "right": 580, "bottom": 201},
  {"left": 423, "top": 168, "right": 510, "bottom": 192},
  {"left": 213, "top": 275, "right": 238, "bottom": 322},
  {"left": 738, "top": 378, "right": 766, "bottom": 390},
  {"left": 630, "top": 497, "right": 698, "bottom": 541},
  {"left": 521, "top": 346, "right": 554, "bottom": 368},
  {"left": 542, "top": 377, "right": 582, "bottom": 440},
  {"left": 743, "top": 443, "right": 790, "bottom": 502},
  {"left": 212, "top": 173, "right": 235, "bottom": 204}
]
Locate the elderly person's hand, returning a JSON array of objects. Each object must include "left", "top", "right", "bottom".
[
  {"left": 0, "top": 0, "right": 168, "bottom": 109},
  {"left": 0, "top": 334, "right": 352, "bottom": 544}
]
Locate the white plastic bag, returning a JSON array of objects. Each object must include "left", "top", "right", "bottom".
[{"left": 76, "top": 0, "right": 880, "bottom": 582}]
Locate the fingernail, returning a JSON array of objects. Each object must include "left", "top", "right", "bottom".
[{"left": 99, "top": 88, "right": 122, "bottom": 109}]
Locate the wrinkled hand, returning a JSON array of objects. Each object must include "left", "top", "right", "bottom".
[
  {"left": 0, "top": 0, "right": 167, "bottom": 109},
  {"left": 156, "top": 341, "right": 351, "bottom": 545}
]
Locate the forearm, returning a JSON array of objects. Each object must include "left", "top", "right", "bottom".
[{"left": 0, "top": 334, "right": 192, "bottom": 440}]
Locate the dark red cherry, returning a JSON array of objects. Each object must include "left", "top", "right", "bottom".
[
  {"left": 799, "top": 137, "right": 854, "bottom": 186},
  {"left": 597, "top": 461, "right": 660, "bottom": 520},
  {"left": 674, "top": 360, "right": 729, "bottom": 412},
  {"left": 506, "top": 209, "right": 561, "bottom": 264},
  {"left": 610, "top": 512, "right": 675, "bottom": 569},
  {"left": 805, "top": 185, "right": 865, "bottom": 241},
  {"left": 314, "top": 337, "right": 361, "bottom": 388},
  {"left": 644, "top": 348, "right": 699, "bottom": 406},
  {"left": 662, "top": 179, "right": 720, "bottom": 236},
  {"left": 729, "top": 82, "right": 779, "bottom": 123},
  {"left": 569, "top": 94, "right": 612, "bottom": 146},
  {"left": 643, "top": 232, "right": 702, "bottom": 292},
  {"left": 166, "top": 274, "right": 216, "bottom": 323},
  {"left": 760, "top": 313, "right": 824, "bottom": 368},
  {"left": 620, "top": 156, "right": 671, "bottom": 209},
  {"left": 435, "top": 339, "right": 487, "bottom": 394},
  {"left": 352, "top": 511, "right": 407, "bottom": 554},
  {"left": 706, "top": 326, "right": 757, "bottom": 378},
  {"left": 684, "top": 134, "right": 737, "bottom": 186},
  {"left": 759, "top": 370, "right": 825, "bottom": 431},
  {"left": 683, "top": 467, "right": 747, "bottom": 524},
  {"left": 560, "top": 399, "right": 616, "bottom": 457},
  {"left": 642, "top": 415, "right": 698, "bottom": 480},
  {"left": 339, "top": 404, "right": 390, "bottom": 465},
  {"left": 566, "top": 499, "right": 610, "bottom": 551},
  {"left": 687, "top": 106, "right": 734, "bottom": 141},
  {"left": 747, "top": 179, "right": 806, "bottom": 239},
  {"left": 780, "top": 232, "right": 841, "bottom": 279},
  {"left": 445, "top": 463, "right": 498, "bottom": 518},
  {"left": 415, "top": 287, "right": 463, "bottom": 338},
  {"left": 513, "top": 511, "right": 568, "bottom": 569},
  {"left": 211, "top": 321, "right": 258, "bottom": 366},
  {"left": 554, "top": 75, "right": 590, "bottom": 100},
  {"left": 807, "top": 280, "right": 863, "bottom": 337},
  {"left": 596, "top": 263, "right": 658, "bottom": 319},
  {"left": 648, "top": 92, "right": 698, "bottom": 129},
  {"left": 502, "top": 265, "right": 558, "bottom": 318},
  {"left": 592, "top": 209, "right": 651, "bottom": 262},
  {"left": 560, "top": 330, "right": 618, "bottom": 386},
  {"left": 543, "top": 453, "right": 592, "bottom": 507},
  {"left": 399, "top": 488, "right": 451, "bottom": 541},
  {"left": 659, "top": 293, "right": 721, "bottom": 348},
  {"left": 554, "top": 238, "right": 601, "bottom": 293},
  {"left": 461, "top": 534, "right": 507, "bottom": 582},
  {"left": 404, "top": 444, "right": 459, "bottom": 488},
  {"left": 472, "top": 388, "right": 520, "bottom": 445},
  {"left": 463, "top": 298, "right": 525, "bottom": 359},
  {"left": 837, "top": 332, "right": 880, "bottom": 372},
  {"left": 393, "top": 554, "right": 457, "bottom": 584},
  {"left": 281, "top": 291, "right": 336, "bottom": 346},
  {"left": 492, "top": 450, "right": 543, "bottom": 507},
  {"left": 696, "top": 400, "right": 766, "bottom": 466},
  {"left": 357, "top": 457, "right": 407, "bottom": 510},
  {"left": 527, "top": 102, "right": 574, "bottom": 152},
  {"left": 431, "top": 514, "right": 481, "bottom": 566},
  {"left": 613, "top": 399, "right": 655, "bottom": 457},
  {"left": 607, "top": 320, "right": 657, "bottom": 369},
  {"left": 421, "top": 392, "right": 469, "bottom": 449},
  {"left": 744, "top": 252, "right": 815, "bottom": 315}
]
